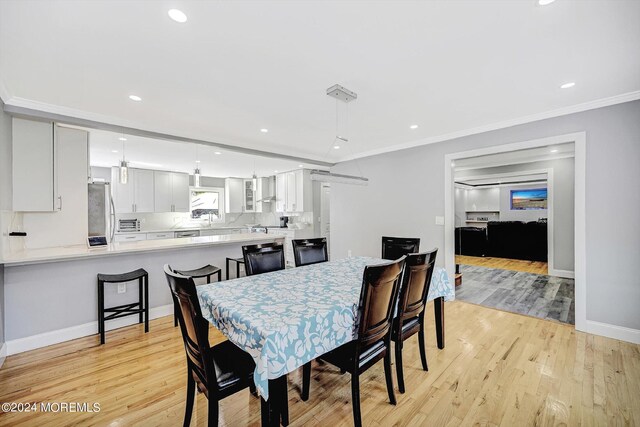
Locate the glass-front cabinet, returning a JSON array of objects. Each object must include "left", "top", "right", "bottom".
[{"left": 243, "top": 179, "right": 256, "bottom": 212}]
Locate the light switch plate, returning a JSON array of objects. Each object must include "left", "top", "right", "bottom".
[
  {"left": 435, "top": 216, "right": 445, "bottom": 225},
  {"left": 117, "top": 283, "right": 126, "bottom": 294}
]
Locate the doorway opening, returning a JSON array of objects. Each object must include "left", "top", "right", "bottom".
[{"left": 444, "top": 133, "right": 586, "bottom": 329}]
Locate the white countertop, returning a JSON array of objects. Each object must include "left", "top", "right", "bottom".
[{"left": 1, "top": 233, "right": 280, "bottom": 266}]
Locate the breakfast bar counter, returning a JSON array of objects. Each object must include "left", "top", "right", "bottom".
[{"left": 1, "top": 233, "right": 282, "bottom": 355}]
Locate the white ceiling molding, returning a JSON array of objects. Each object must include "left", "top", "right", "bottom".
[
  {"left": 0, "top": 77, "right": 11, "bottom": 104},
  {"left": 338, "top": 90, "right": 640, "bottom": 163}
]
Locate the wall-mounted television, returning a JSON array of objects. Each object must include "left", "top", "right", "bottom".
[{"left": 510, "top": 188, "right": 547, "bottom": 210}]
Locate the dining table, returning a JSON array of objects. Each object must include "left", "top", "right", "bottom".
[{"left": 196, "top": 256, "right": 454, "bottom": 426}]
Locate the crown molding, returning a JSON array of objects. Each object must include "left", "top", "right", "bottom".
[
  {"left": 0, "top": 76, "right": 11, "bottom": 103},
  {"left": 337, "top": 90, "right": 640, "bottom": 162}
]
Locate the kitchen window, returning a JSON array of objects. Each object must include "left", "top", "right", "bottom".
[{"left": 190, "top": 187, "right": 225, "bottom": 223}]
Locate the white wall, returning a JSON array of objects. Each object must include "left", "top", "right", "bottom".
[{"left": 330, "top": 100, "right": 640, "bottom": 333}]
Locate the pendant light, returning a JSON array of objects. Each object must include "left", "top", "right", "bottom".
[
  {"left": 119, "top": 133, "right": 128, "bottom": 184},
  {"left": 193, "top": 145, "right": 201, "bottom": 187}
]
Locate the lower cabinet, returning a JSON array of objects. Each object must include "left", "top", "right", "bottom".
[{"left": 114, "top": 233, "right": 147, "bottom": 243}]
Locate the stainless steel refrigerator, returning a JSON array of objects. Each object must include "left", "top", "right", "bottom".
[{"left": 88, "top": 182, "right": 115, "bottom": 242}]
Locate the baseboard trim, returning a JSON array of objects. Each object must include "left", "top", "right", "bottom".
[
  {"left": 6, "top": 304, "right": 174, "bottom": 356},
  {"left": 0, "top": 343, "right": 7, "bottom": 368},
  {"left": 579, "top": 320, "right": 640, "bottom": 345},
  {"left": 548, "top": 268, "right": 575, "bottom": 279}
]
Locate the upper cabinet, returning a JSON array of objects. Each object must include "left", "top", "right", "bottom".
[
  {"left": 111, "top": 167, "right": 155, "bottom": 213},
  {"left": 13, "top": 119, "right": 90, "bottom": 213},
  {"left": 12, "top": 118, "right": 57, "bottom": 211},
  {"left": 153, "top": 171, "right": 189, "bottom": 213},
  {"left": 275, "top": 169, "right": 312, "bottom": 213},
  {"left": 111, "top": 168, "right": 188, "bottom": 213},
  {"left": 225, "top": 177, "right": 270, "bottom": 213}
]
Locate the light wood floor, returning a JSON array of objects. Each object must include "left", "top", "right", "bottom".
[
  {"left": 456, "top": 255, "right": 549, "bottom": 275},
  {"left": 1, "top": 301, "right": 638, "bottom": 426}
]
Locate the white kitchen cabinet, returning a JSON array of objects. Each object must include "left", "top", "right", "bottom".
[
  {"left": 275, "top": 173, "right": 286, "bottom": 212},
  {"left": 243, "top": 179, "right": 257, "bottom": 212},
  {"left": 112, "top": 167, "right": 156, "bottom": 213},
  {"left": 12, "top": 118, "right": 57, "bottom": 211},
  {"left": 275, "top": 169, "right": 312, "bottom": 213},
  {"left": 114, "top": 233, "right": 147, "bottom": 242},
  {"left": 225, "top": 178, "right": 244, "bottom": 213},
  {"left": 153, "top": 171, "right": 189, "bottom": 213},
  {"left": 21, "top": 126, "right": 90, "bottom": 248},
  {"left": 146, "top": 232, "right": 175, "bottom": 240}
]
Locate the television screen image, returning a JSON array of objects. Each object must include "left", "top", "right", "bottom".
[{"left": 510, "top": 188, "right": 547, "bottom": 210}]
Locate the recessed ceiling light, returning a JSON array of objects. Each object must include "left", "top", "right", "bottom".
[
  {"left": 274, "top": 170, "right": 278, "bottom": 173},
  {"left": 214, "top": 151, "right": 221, "bottom": 155},
  {"left": 168, "top": 9, "right": 187, "bottom": 23},
  {"left": 560, "top": 82, "right": 575, "bottom": 89},
  {"left": 118, "top": 137, "right": 127, "bottom": 141},
  {"left": 550, "top": 149, "right": 559, "bottom": 153},
  {"left": 112, "top": 150, "right": 119, "bottom": 153},
  {"left": 129, "top": 95, "right": 142, "bottom": 101},
  {"left": 410, "top": 125, "right": 419, "bottom": 129},
  {"left": 260, "top": 128, "right": 269, "bottom": 133},
  {"left": 333, "top": 145, "right": 340, "bottom": 149},
  {"left": 538, "top": 0, "right": 556, "bottom": 5},
  {"left": 298, "top": 164, "right": 304, "bottom": 168}
]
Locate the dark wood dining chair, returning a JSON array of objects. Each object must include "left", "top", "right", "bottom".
[
  {"left": 305, "top": 256, "right": 406, "bottom": 427},
  {"left": 292, "top": 238, "right": 328, "bottom": 267},
  {"left": 381, "top": 236, "right": 445, "bottom": 350},
  {"left": 163, "top": 265, "right": 257, "bottom": 427},
  {"left": 381, "top": 236, "right": 421, "bottom": 261},
  {"left": 242, "top": 242, "right": 285, "bottom": 276},
  {"left": 391, "top": 249, "right": 438, "bottom": 393},
  {"left": 168, "top": 264, "right": 222, "bottom": 327}
]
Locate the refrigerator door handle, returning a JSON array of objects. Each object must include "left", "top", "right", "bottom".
[{"left": 109, "top": 193, "right": 116, "bottom": 242}]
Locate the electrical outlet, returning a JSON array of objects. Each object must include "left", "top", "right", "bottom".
[
  {"left": 117, "top": 283, "right": 126, "bottom": 294},
  {"left": 435, "top": 216, "right": 445, "bottom": 225}
]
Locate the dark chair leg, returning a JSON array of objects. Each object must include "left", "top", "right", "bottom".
[
  {"left": 250, "top": 380, "right": 257, "bottom": 396},
  {"left": 267, "top": 379, "right": 280, "bottom": 426},
  {"left": 217, "top": 270, "right": 221, "bottom": 282},
  {"left": 144, "top": 275, "right": 149, "bottom": 333},
  {"left": 174, "top": 303, "right": 179, "bottom": 327},
  {"left": 418, "top": 319, "right": 429, "bottom": 371},
  {"left": 98, "top": 280, "right": 105, "bottom": 344},
  {"left": 207, "top": 395, "right": 219, "bottom": 427},
  {"left": 184, "top": 370, "right": 195, "bottom": 427},
  {"left": 434, "top": 297, "right": 445, "bottom": 349},
  {"left": 226, "top": 258, "right": 230, "bottom": 280},
  {"left": 138, "top": 277, "right": 143, "bottom": 324},
  {"left": 302, "top": 362, "right": 311, "bottom": 401},
  {"left": 394, "top": 341, "right": 405, "bottom": 393},
  {"left": 351, "top": 373, "right": 362, "bottom": 427},
  {"left": 384, "top": 349, "right": 396, "bottom": 405},
  {"left": 237, "top": 261, "right": 241, "bottom": 279}
]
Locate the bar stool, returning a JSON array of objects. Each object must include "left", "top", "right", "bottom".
[
  {"left": 97, "top": 268, "right": 149, "bottom": 344},
  {"left": 226, "top": 257, "right": 245, "bottom": 280},
  {"left": 171, "top": 264, "right": 222, "bottom": 326}
]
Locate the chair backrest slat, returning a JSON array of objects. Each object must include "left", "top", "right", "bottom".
[
  {"left": 164, "top": 265, "right": 215, "bottom": 388},
  {"left": 292, "top": 238, "right": 328, "bottom": 267},
  {"left": 381, "top": 236, "right": 420, "bottom": 260},
  {"left": 242, "top": 243, "right": 286, "bottom": 276},
  {"left": 397, "top": 249, "right": 438, "bottom": 322},
  {"left": 356, "top": 257, "right": 406, "bottom": 347}
]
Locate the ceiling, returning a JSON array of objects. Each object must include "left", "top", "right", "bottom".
[
  {"left": 454, "top": 142, "right": 575, "bottom": 170},
  {"left": 84, "top": 127, "right": 326, "bottom": 178},
  {"left": 1, "top": 1, "right": 639, "bottom": 163}
]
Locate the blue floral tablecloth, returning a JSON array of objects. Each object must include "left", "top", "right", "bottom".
[{"left": 197, "top": 256, "right": 453, "bottom": 399}]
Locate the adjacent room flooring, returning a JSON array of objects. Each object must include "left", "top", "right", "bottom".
[
  {"left": 455, "top": 255, "right": 573, "bottom": 325},
  {"left": 455, "top": 254, "right": 548, "bottom": 275},
  {"left": 456, "top": 264, "right": 575, "bottom": 325},
  {"left": 2, "top": 301, "right": 637, "bottom": 426}
]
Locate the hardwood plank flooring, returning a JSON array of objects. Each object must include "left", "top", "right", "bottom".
[
  {"left": 1, "top": 301, "right": 638, "bottom": 426},
  {"left": 456, "top": 255, "right": 548, "bottom": 275}
]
